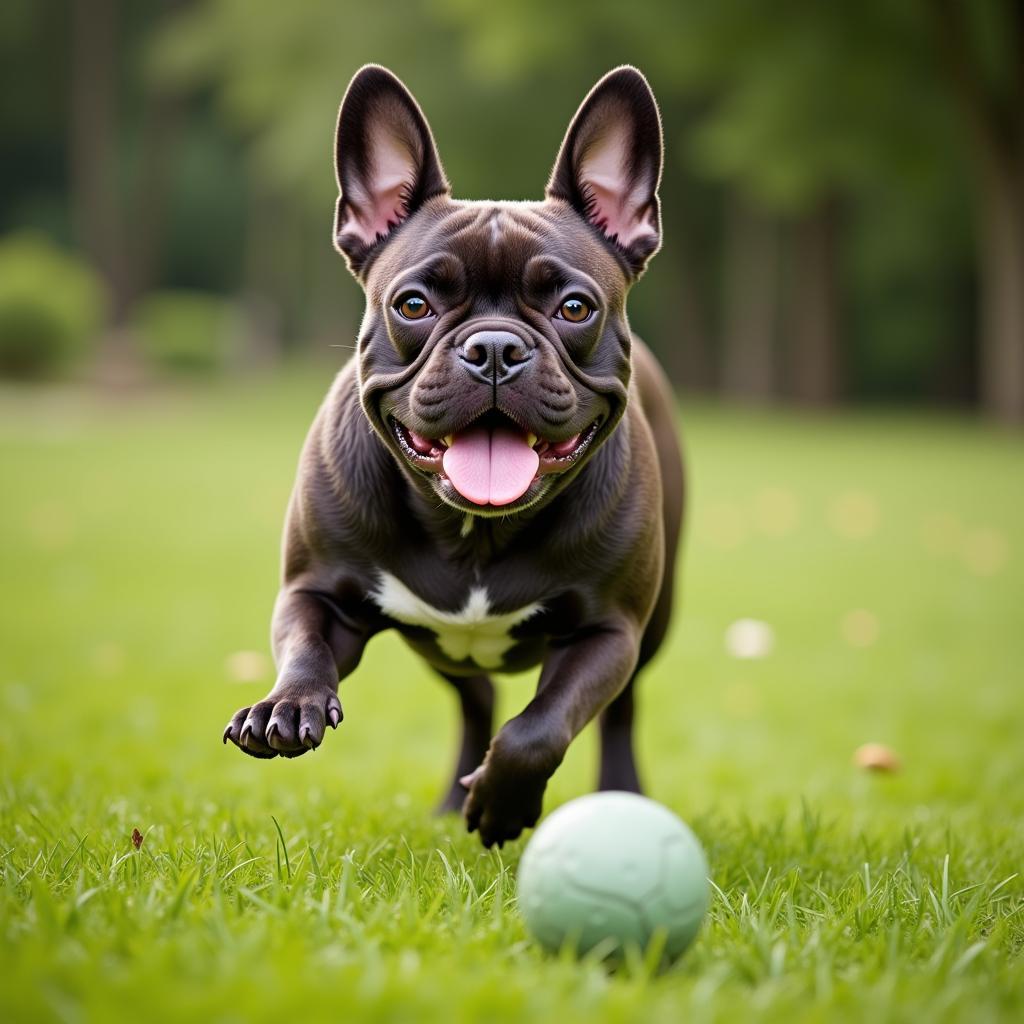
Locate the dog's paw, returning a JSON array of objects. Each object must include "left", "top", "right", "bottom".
[
  {"left": 223, "top": 690, "right": 342, "bottom": 759},
  {"left": 459, "top": 723, "right": 557, "bottom": 851},
  {"left": 461, "top": 762, "right": 547, "bottom": 848}
]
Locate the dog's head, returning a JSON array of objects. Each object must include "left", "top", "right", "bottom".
[{"left": 333, "top": 65, "right": 663, "bottom": 516}]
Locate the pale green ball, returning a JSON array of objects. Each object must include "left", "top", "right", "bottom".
[{"left": 516, "top": 792, "right": 709, "bottom": 961}]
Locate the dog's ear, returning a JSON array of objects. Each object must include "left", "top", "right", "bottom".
[
  {"left": 547, "top": 66, "right": 663, "bottom": 277},
  {"left": 333, "top": 65, "right": 449, "bottom": 275}
]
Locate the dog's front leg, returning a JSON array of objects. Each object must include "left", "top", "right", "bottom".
[
  {"left": 462, "top": 617, "right": 641, "bottom": 847},
  {"left": 223, "top": 588, "right": 367, "bottom": 758}
]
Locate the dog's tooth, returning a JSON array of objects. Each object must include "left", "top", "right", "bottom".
[
  {"left": 443, "top": 435, "right": 453, "bottom": 448},
  {"left": 527, "top": 433, "right": 538, "bottom": 448}
]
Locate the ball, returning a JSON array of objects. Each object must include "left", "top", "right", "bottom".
[{"left": 516, "top": 792, "right": 709, "bottom": 962}]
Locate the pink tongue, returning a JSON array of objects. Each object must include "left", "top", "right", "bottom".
[{"left": 442, "top": 425, "right": 540, "bottom": 506}]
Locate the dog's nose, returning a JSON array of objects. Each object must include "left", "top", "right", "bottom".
[{"left": 457, "top": 331, "right": 532, "bottom": 385}]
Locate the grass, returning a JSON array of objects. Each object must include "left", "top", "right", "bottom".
[{"left": 1, "top": 367, "right": 1022, "bottom": 1022}]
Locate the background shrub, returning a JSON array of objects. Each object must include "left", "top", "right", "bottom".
[
  {"left": 133, "top": 290, "right": 236, "bottom": 375},
  {"left": 0, "top": 233, "right": 106, "bottom": 379}
]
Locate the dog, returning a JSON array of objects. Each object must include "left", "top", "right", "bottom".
[{"left": 223, "top": 64, "right": 684, "bottom": 848}]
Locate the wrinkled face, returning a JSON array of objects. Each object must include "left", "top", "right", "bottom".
[
  {"left": 333, "top": 65, "right": 663, "bottom": 515},
  {"left": 358, "top": 199, "right": 632, "bottom": 513}
]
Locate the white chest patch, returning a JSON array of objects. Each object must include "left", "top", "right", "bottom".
[{"left": 372, "top": 571, "right": 542, "bottom": 669}]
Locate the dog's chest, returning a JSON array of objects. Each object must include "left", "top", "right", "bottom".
[{"left": 371, "top": 571, "right": 541, "bottom": 669}]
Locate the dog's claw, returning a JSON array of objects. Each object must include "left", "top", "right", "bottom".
[{"left": 225, "top": 692, "right": 339, "bottom": 758}]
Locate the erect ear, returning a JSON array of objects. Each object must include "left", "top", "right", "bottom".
[
  {"left": 333, "top": 65, "right": 449, "bottom": 275},
  {"left": 547, "top": 66, "right": 663, "bottom": 277}
]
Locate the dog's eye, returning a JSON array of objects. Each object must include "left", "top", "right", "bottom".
[
  {"left": 557, "top": 297, "right": 593, "bottom": 323},
  {"left": 395, "top": 294, "right": 433, "bottom": 321}
]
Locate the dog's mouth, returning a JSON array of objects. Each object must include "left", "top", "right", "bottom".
[{"left": 391, "top": 411, "right": 600, "bottom": 508}]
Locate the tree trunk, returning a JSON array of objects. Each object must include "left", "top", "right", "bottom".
[
  {"left": 926, "top": 0, "right": 1024, "bottom": 422},
  {"left": 976, "top": 156, "right": 1024, "bottom": 423},
  {"left": 241, "top": 185, "right": 286, "bottom": 364},
  {"left": 649, "top": 242, "right": 713, "bottom": 393},
  {"left": 719, "top": 192, "right": 780, "bottom": 402},
  {"left": 71, "top": 0, "right": 184, "bottom": 385},
  {"left": 70, "top": 0, "right": 127, "bottom": 323},
  {"left": 787, "top": 196, "right": 841, "bottom": 405},
  {"left": 125, "top": 30, "right": 183, "bottom": 313}
]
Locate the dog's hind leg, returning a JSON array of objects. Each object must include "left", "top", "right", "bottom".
[
  {"left": 596, "top": 618, "right": 667, "bottom": 795},
  {"left": 435, "top": 671, "right": 495, "bottom": 814},
  {"left": 597, "top": 526, "right": 677, "bottom": 795},
  {"left": 598, "top": 674, "right": 643, "bottom": 793}
]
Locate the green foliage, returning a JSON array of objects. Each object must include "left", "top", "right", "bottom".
[
  {"left": 133, "top": 289, "right": 235, "bottom": 375},
  {"left": 0, "top": 232, "right": 105, "bottom": 379},
  {"left": 160, "top": 114, "right": 249, "bottom": 295},
  {"left": 847, "top": 180, "right": 975, "bottom": 400},
  {"left": 440, "top": 0, "right": 957, "bottom": 208},
  {"left": 151, "top": 1, "right": 471, "bottom": 208},
  {"left": 1, "top": 370, "right": 1022, "bottom": 1020}
]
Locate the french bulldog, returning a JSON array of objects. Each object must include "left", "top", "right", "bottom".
[{"left": 223, "top": 64, "right": 684, "bottom": 848}]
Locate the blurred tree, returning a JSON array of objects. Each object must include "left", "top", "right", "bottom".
[
  {"left": 70, "top": 0, "right": 122, "bottom": 322},
  {"left": 0, "top": 3, "right": 70, "bottom": 240},
  {"left": 70, "top": 0, "right": 185, "bottom": 345},
  {"left": 786, "top": 196, "right": 842, "bottom": 404},
  {"left": 719, "top": 195, "right": 779, "bottom": 401},
  {"left": 926, "top": 0, "right": 1024, "bottom": 422},
  {"left": 847, "top": 179, "right": 975, "bottom": 402}
]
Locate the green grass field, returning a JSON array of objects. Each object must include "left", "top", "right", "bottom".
[{"left": 1, "top": 369, "right": 1022, "bottom": 1022}]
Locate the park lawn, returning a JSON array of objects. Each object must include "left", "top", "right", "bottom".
[{"left": 0, "top": 367, "right": 1022, "bottom": 1023}]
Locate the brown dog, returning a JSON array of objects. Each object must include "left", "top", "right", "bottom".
[{"left": 223, "top": 65, "right": 684, "bottom": 847}]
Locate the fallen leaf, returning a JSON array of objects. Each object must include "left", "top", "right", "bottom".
[{"left": 853, "top": 743, "right": 900, "bottom": 773}]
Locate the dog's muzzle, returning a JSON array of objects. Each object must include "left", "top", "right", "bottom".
[{"left": 457, "top": 330, "right": 533, "bottom": 386}]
